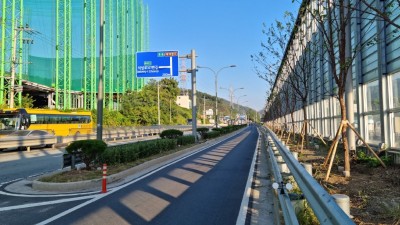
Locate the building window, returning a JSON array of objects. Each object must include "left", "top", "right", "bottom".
[
  {"left": 391, "top": 73, "right": 400, "bottom": 108},
  {"left": 366, "top": 114, "right": 381, "bottom": 145},
  {"left": 366, "top": 80, "right": 380, "bottom": 111},
  {"left": 394, "top": 112, "right": 400, "bottom": 148}
]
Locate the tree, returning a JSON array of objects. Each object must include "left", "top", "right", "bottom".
[
  {"left": 357, "top": 0, "right": 400, "bottom": 30},
  {"left": 120, "top": 78, "right": 189, "bottom": 126},
  {"left": 285, "top": 0, "right": 390, "bottom": 177},
  {"left": 251, "top": 12, "right": 295, "bottom": 97}
]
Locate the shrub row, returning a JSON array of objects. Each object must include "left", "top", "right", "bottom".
[
  {"left": 98, "top": 139, "right": 177, "bottom": 166},
  {"left": 68, "top": 125, "right": 246, "bottom": 169},
  {"left": 204, "top": 131, "right": 221, "bottom": 139},
  {"left": 196, "top": 127, "right": 209, "bottom": 139},
  {"left": 203, "top": 125, "right": 246, "bottom": 139},
  {"left": 177, "top": 135, "right": 196, "bottom": 146},
  {"left": 160, "top": 129, "right": 183, "bottom": 139}
]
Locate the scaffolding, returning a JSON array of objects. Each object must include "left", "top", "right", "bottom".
[{"left": 0, "top": 0, "right": 149, "bottom": 110}]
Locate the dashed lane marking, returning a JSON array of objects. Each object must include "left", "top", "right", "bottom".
[{"left": 0, "top": 195, "right": 98, "bottom": 212}]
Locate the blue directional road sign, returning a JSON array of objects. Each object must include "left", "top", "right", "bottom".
[{"left": 136, "top": 51, "right": 179, "bottom": 78}]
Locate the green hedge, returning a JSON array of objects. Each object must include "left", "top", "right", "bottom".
[
  {"left": 160, "top": 129, "right": 184, "bottom": 139},
  {"left": 98, "top": 124, "right": 246, "bottom": 166},
  {"left": 196, "top": 127, "right": 209, "bottom": 139},
  {"left": 98, "top": 139, "right": 177, "bottom": 166},
  {"left": 204, "top": 131, "right": 221, "bottom": 139},
  {"left": 177, "top": 135, "right": 196, "bottom": 146}
]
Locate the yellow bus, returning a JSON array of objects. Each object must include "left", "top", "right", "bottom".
[{"left": 0, "top": 108, "right": 93, "bottom": 136}]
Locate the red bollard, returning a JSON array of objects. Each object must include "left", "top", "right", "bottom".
[{"left": 102, "top": 163, "right": 107, "bottom": 193}]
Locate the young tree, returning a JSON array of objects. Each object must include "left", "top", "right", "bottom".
[
  {"left": 120, "top": 78, "right": 182, "bottom": 126},
  {"left": 290, "top": 0, "right": 389, "bottom": 176},
  {"left": 251, "top": 12, "right": 295, "bottom": 96},
  {"left": 357, "top": 0, "right": 400, "bottom": 29}
]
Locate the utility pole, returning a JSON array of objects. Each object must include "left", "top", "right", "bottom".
[
  {"left": 9, "top": 24, "right": 35, "bottom": 108},
  {"left": 97, "top": 0, "right": 104, "bottom": 141},
  {"left": 190, "top": 50, "right": 197, "bottom": 141},
  {"left": 203, "top": 95, "right": 206, "bottom": 124},
  {"left": 180, "top": 50, "right": 198, "bottom": 141},
  {"left": 157, "top": 81, "right": 161, "bottom": 125}
]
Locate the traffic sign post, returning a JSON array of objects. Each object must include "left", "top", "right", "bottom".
[{"left": 136, "top": 51, "right": 179, "bottom": 78}]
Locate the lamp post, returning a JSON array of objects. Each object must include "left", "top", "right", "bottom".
[
  {"left": 220, "top": 86, "right": 244, "bottom": 125},
  {"left": 236, "top": 95, "right": 247, "bottom": 109},
  {"left": 203, "top": 95, "right": 206, "bottom": 124},
  {"left": 197, "top": 65, "right": 236, "bottom": 127},
  {"left": 237, "top": 100, "right": 248, "bottom": 124},
  {"left": 235, "top": 95, "right": 246, "bottom": 124}
]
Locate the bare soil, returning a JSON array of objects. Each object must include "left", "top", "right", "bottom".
[{"left": 289, "top": 138, "right": 400, "bottom": 225}]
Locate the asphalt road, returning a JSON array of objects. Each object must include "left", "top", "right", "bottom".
[
  {"left": 0, "top": 148, "right": 65, "bottom": 184},
  {"left": 0, "top": 135, "right": 159, "bottom": 185},
  {"left": 0, "top": 126, "right": 260, "bottom": 225}
]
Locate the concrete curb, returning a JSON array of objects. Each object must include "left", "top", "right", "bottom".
[{"left": 31, "top": 131, "right": 241, "bottom": 192}]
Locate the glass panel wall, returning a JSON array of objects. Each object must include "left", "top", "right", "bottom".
[
  {"left": 366, "top": 114, "right": 381, "bottom": 144},
  {"left": 392, "top": 73, "right": 400, "bottom": 108},
  {"left": 394, "top": 112, "right": 400, "bottom": 148}
]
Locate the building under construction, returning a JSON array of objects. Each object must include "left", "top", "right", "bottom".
[{"left": 0, "top": 0, "right": 149, "bottom": 110}]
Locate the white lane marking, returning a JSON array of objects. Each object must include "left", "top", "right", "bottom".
[
  {"left": 36, "top": 133, "right": 238, "bottom": 225},
  {"left": 236, "top": 132, "right": 259, "bottom": 225},
  {"left": 0, "top": 195, "right": 98, "bottom": 212},
  {"left": 0, "top": 178, "right": 23, "bottom": 187},
  {"left": 0, "top": 190, "right": 101, "bottom": 198}
]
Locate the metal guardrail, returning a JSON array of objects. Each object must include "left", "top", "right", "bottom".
[
  {"left": 0, "top": 125, "right": 193, "bottom": 151},
  {"left": 262, "top": 126, "right": 355, "bottom": 225},
  {"left": 264, "top": 135, "right": 299, "bottom": 225}
]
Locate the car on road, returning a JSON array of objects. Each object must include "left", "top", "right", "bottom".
[{"left": 1, "top": 130, "right": 54, "bottom": 151}]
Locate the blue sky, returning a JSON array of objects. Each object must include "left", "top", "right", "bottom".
[{"left": 144, "top": 0, "right": 300, "bottom": 111}]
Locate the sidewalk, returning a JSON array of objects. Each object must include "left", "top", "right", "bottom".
[{"left": 247, "top": 135, "right": 277, "bottom": 224}]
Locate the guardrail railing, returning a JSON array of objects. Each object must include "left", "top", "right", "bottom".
[
  {"left": 262, "top": 132, "right": 299, "bottom": 225},
  {"left": 261, "top": 126, "right": 355, "bottom": 225},
  {"left": 0, "top": 125, "right": 194, "bottom": 151}
]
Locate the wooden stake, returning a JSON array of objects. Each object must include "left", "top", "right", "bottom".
[
  {"left": 346, "top": 121, "right": 386, "bottom": 168},
  {"left": 325, "top": 123, "right": 343, "bottom": 181},
  {"left": 306, "top": 120, "right": 327, "bottom": 146},
  {"left": 297, "top": 122, "right": 306, "bottom": 152},
  {"left": 323, "top": 121, "right": 343, "bottom": 166}
]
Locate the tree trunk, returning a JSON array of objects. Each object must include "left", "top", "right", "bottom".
[
  {"left": 302, "top": 102, "right": 308, "bottom": 151},
  {"left": 291, "top": 112, "right": 296, "bottom": 143},
  {"left": 339, "top": 93, "right": 351, "bottom": 177}
]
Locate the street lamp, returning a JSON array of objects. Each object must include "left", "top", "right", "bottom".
[
  {"left": 220, "top": 86, "right": 244, "bottom": 125},
  {"left": 238, "top": 100, "right": 248, "bottom": 124},
  {"left": 197, "top": 65, "right": 236, "bottom": 127},
  {"left": 236, "top": 95, "right": 247, "bottom": 109}
]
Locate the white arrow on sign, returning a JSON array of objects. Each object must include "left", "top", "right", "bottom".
[{"left": 158, "top": 57, "right": 173, "bottom": 76}]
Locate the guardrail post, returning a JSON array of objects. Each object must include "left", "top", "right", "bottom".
[
  {"left": 102, "top": 163, "right": 107, "bottom": 193},
  {"left": 332, "top": 194, "right": 352, "bottom": 218},
  {"left": 291, "top": 151, "right": 298, "bottom": 160},
  {"left": 71, "top": 154, "right": 76, "bottom": 170},
  {"left": 302, "top": 163, "right": 312, "bottom": 176}
]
